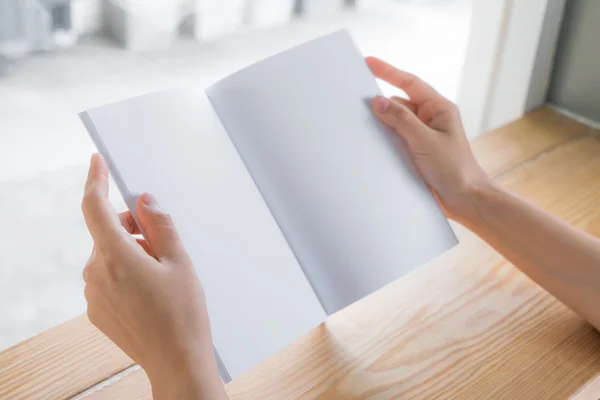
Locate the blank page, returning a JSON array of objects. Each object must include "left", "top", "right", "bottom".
[
  {"left": 80, "top": 89, "right": 326, "bottom": 379},
  {"left": 207, "top": 31, "right": 458, "bottom": 314}
]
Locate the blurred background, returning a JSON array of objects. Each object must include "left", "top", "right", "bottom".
[{"left": 0, "top": 0, "right": 475, "bottom": 350}]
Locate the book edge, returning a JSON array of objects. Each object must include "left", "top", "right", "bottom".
[{"left": 78, "top": 110, "right": 233, "bottom": 383}]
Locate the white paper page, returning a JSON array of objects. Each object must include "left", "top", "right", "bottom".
[
  {"left": 80, "top": 89, "right": 326, "bottom": 379},
  {"left": 207, "top": 31, "right": 458, "bottom": 315}
]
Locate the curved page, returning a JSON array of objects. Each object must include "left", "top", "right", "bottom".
[
  {"left": 80, "top": 89, "right": 326, "bottom": 379},
  {"left": 207, "top": 31, "right": 458, "bottom": 314}
]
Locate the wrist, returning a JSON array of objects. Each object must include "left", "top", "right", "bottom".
[
  {"left": 150, "top": 373, "right": 202, "bottom": 400},
  {"left": 150, "top": 365, "right": 227, "bottom": 400},
  {"left": 147, "top": 343, "right": 228, "bottom": 400},
  {"left": 443, "top": 176, "right": 501, "bottom": 226}
]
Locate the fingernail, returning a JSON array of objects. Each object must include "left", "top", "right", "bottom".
[
  {"left": 375, "top": 96, "right": 391, "bottom": 113},
  {"left": 141, "top": 193, "right": 161, "bottom": 211}
]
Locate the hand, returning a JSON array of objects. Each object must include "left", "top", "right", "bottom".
[
  {"left": 82, "top": 154, "right": 227, "bottom": 400},
  {"left": 367, "top": 57, "right": 493, "bottom": 222}
]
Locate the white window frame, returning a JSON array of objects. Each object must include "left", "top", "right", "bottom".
[{"left": 458, "top": 0, "right": 567, "bottom": 138}]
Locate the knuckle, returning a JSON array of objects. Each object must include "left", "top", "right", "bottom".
[
  {"left": 156, "top": 211, "right": 174, "bottom": 226},
  {"left": 163, "top": 222, "right": 178, "bottom": 238},
  {"left": 401, "top": 73, "right": 420, "bottom": 90},
  {"left": 81, "top": 190, "right": 99, "bottom": 214},
  {"left": 150, "top": 211, "right": 177, "bottom": 233},
  {"left": 405, "top": 73, "right": 418, "bottom": 86},
  {"left": 394, "top": 106, "right": 411, "bottom": 120}
]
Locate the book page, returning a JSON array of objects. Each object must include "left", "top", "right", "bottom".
[
  {"left": 207, "top": 31, "right": 458, "bottom": 315},
  {"left": 80, "top": 89, "right": 326, "bottom": 379}
]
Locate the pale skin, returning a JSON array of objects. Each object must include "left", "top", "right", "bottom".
[{"left": 81, "top": 57, "right": 600, "bottom": 399}]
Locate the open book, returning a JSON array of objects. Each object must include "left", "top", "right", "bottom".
[{"left": 79, "top": 30, "right": 458, "bottom": 381}]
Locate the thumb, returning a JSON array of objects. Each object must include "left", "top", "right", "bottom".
[
  {"left": 372, "top": 96, "right": 430, "bottom": 147},
  {"left": 136, "top": 193, "right": 185, "bottom": 262}
]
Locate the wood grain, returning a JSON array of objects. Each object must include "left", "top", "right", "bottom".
[
  {"left": 77, "top": 112, "right": 600, "bottom": 399},
  {"left": 72, "top": 367, "right": 148, "bottom": 400},
  {"left": 472, "top": 106, "right": 593, "bottom": 177},
  {"left": 2, "top": 108, "right": 600, "bottom": 400},
  {"left": 0, "top": 315, "right": 133, "bottom": 400}
]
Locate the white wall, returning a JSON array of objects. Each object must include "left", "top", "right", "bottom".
[{"left": 547, "top": 0, "right": 600, "bottom": 123}]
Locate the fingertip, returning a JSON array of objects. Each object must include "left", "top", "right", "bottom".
[
  {"left": 365, "top": 56, "right": 383, "bottom": 72},
  {"left": 140, "top": 192, "right": 155, "bottom": 206},
  {"left": 86, "top": 154, "right": 103, "bottom": 189},
  {"left": 90, "top": 153, "right": 102, "bottom": 168},
  {"left": 372, "top": 95, "right": 391, "bottom": 113},
  {"left": 88, "top": 154, "right": 97, "bottom": 176},
  {"left": 89, "top": 153, "right": 109, "bottom": 177},
  {"left": 138, "top": 192, "right": 162, "bottom": 214},
  {"left": 365, "top": 56, "right": 381, "bottom": 64}
]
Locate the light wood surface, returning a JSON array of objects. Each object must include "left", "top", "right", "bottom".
[
  {"left": 1, "top": 107, "right": 600, "bottom": 399},
  {"left": 0, "top": 315, "right": 132, "bottom": 400},
  {"left": 471, "top": 106, "right": 591, "bottom": 177}
]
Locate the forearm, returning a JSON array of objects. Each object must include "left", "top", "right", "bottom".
[{"left": 455, "top": 182, "right": 600, "bottom": 330}]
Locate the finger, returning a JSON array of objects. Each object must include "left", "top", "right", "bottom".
[
  {"left": 366, "top": 57, "right": 442, "bottom": 105},
  {"left": 393, "top": 96, "right": 445, "bottom": 128},
  {"left": 136, "top": 193, "right": 187, "bottom": 262},
  {"left": 82, "top": 154, "right": 126, "bottom": 252},
  {"left": 119, "top": 210, "right": 141, "bottom": 235},
  {"left": 372, "top": 95, "right": 431, "bottom": 146},
  {"left": 390, "top": 96, "right": 417, "bottom": 114},
  {"left": 117, "top": 210, "right": 155, "bottom": 260},
  {"left": 136, "top": 238, "right": 154, "bottom": 257}
]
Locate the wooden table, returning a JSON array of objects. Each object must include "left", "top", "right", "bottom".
[{"left": 2, "top": 108, "right": 600, "bottom": 399}]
